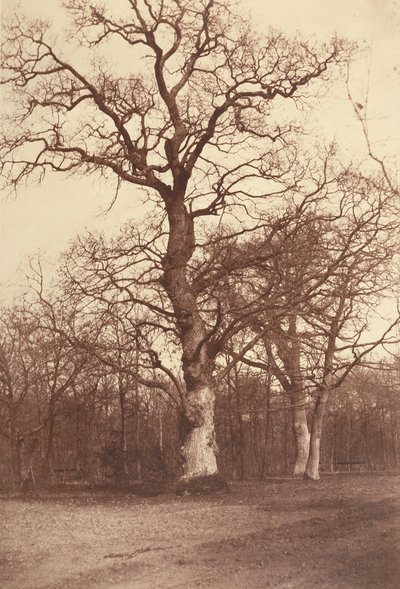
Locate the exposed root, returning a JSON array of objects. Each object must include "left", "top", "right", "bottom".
[
  {"left": 175, "top": 473, "right": 229, "bottom": 496},
  {"left": 303, "top": 473, "right": 320, "bottom": 481}
]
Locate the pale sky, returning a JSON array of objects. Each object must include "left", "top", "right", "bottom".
[{"left": 1, "top": 0, "right": 400, "bottom": 300}]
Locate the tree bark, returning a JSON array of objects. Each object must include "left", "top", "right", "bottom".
[
  {"left": 264, "top": 316, "right": 311, "bottom": 476},
  {"left": 292, "top": 400, "right": 311, "bottom": 475},
  {"left": 304, "top": 291, "right": 345, "bottom": 481},
  {"left": 304, "top": 391, "right": 328, "bottom": 480},
  {"left": 179, "top": 385, "right": 218, "bottom": 478},
  {"left": 162, "top": 197, "right": 221, "bottom": 488},
  {"left": 288, "top": 331, "right": 310, "bottom": 475}
]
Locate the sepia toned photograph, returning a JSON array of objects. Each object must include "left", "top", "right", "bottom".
[{"left": 1, "top": 1, "right": 399, "bottom": 587}]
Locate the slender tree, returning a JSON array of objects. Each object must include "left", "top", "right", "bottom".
[{"left": 302, "top": 187, "right": 400, "bottom": 479}]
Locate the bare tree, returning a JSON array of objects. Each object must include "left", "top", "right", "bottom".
[
  {"left": 0, "top": 307, "right": 37, "bottom": 488},
  {"left": 301, "top": 185, "right": 400, "bottom": 479},
  {"left": 1, "top": 0, "right": 347, "bottom": 489},
  {"left": 0, "top": 296, "right": 89, "bottom": 488},
  {"left": 211, "top": 167, "right": 400, "bottom": 478}
]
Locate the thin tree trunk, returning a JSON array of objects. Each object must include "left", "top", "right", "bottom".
[
  {"left": 346, "top": 412, "right": 352, "bottom": 471},
  {"left": 134, "top": 337, "right": 142, "bottom": 481},
  {"left": 284, "top": 406, "right": 289, "bottom": 474},
  {"left": 158, "top": 403, "right": 165, "bottom": 479},
  {"left": 332, "top": 406, "right": 337, "bottom": 472},
  {"left": 118, "top": 381, "right": 128, "bottom": 481},
  {"left": 234, "top": 366, "right": 245, "bottom": 480},
  {"left": 390, "top": 402, "right": 399, "bottom": 467},
  {"left": 44, "top": 397, "right": 56, "bottom": 482},
  {"left": 250, "top": 415, "right": 260, "bottom": 478},
  {"left": 263, "top": 377, "right": 271, "bottom": 477},
  {"left": 226, "top": 372, "right": 237, "bottom": 478},
  {"left": 8, "top": 402, "right": 22, "bottom": 489},
  {"left": 270, "top": 412, "right": 275, "bottom": 475},
  {"left": 381, "top": 406, "right": 388, "bottom": 469}
]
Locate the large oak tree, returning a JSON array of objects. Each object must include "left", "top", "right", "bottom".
[{"left": 1, "top": 0, "right": 346, "bottom": 488}]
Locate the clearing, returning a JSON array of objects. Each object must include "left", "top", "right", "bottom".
[{"left": 1, "top": 472, "right": 399, "bottom": 589}]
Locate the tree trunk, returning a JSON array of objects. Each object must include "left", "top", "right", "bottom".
[
  {"left": 162, "top": 197, "right": 224, "bottom": 492},
  {"left": 291, "top": 400, "right": 310, "bottom": 475},
  {"left": 226, "top": 372, "right": 237, "bottom": 478},
  {"left": 305, "top": 294, "right": 344, "bottom": 481},
  {"left": 9, "top": 402, "right": 22, "bottom": 489},
  {"left": 234, "top": 366, "right": 245, "bottom": 480},
  {"left": 304, "top": 391, "right": 328, "bottom": 480},
  {"left": 288, "top": 336, "right": 310, "bottom": 475},
  {"left": 179, "top": 385, "right": 218, "bottom": 478},
  {"left": 265, "top": 318, "right": 310, "bottom": 476},
  {"left": 134, "top": 338, "right": 142, "bottom": 481},
  {"left": 262, "top": 377, "right": 271, "bottom": 478},
  {"left": 43, "top": 397, "right": 56, "bottom": 482},
  {"left": 390, "top": 401, "right": 399, "bottom": 467},
  {"left": 118, "top": 381, "right": 129, "bottom": 482},
  {"left": 381, "top": 406, "right": 388, "bottom": 469},
  {"left": 331, "top": 406, "right": 337, "bottom": 471}
]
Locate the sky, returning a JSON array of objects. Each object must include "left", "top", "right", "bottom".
[{"left": 1, "top": 0, "right": 400, "bottom": 301}]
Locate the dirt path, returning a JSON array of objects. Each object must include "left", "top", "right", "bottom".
[{"left": 1, "top": 473, "right": 399, "bottom": 588}]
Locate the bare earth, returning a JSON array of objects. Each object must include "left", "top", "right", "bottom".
[{"left": 1, "top": 473, "right": 399, "bottom": 589}]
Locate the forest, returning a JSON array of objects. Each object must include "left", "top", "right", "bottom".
[
  {"left": 1, "top": 0, "right": 400, "bottom": 494},
  {"left": 1, "top": 282, "right": 400, "bottom": 491}
]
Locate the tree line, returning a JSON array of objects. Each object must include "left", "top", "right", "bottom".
[
  {"left": 1, "top": 0, "right": 399, "bottom": 492},
  {"left": 0, "top": 286, "right": 399, "bottom": 491}
]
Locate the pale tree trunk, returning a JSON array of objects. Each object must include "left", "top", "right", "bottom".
[
  {"left": 265, "top": 318, "right": 311, "bottom": 476},
  {"left": 291, "top": 400, "right": 311, "bottom": 475},
  {"left": 175, "top": 311, "right": 219, "bottom": 482},
  {"left": 304, "top": 389, "right": 328, "bottom": 480},
  {"left": 287, "top": 324, "right": 310, "bottom": 476},
  {"left": 180, "top": 385, "right": 218, "bottom": 478},
  {"left": 304, "top": 292, "right": 345, "bottom": 481},
  {"left": 162, "top": 197, "right": 224, "bottom": 492}
]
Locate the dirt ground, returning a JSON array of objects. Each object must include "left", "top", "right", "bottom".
[{"left": 1, "top": 472, "right": 399, "bottom": 589}]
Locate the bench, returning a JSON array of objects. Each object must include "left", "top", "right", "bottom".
[
  {"left": 336, "top": 461, "right": 365, "bottom": 471},
  {"left": 53, "top": 468, "right": 79, "bottom": 481}
]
